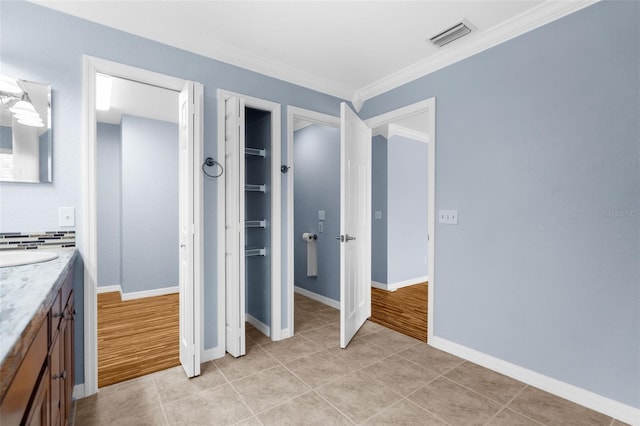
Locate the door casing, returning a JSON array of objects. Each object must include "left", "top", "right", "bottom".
[
  {"left": 81, "top": 55, "right": 204, "bottom": 396},
  {"left": 217, "top": 89, "right": 283, "bottom": 352}
]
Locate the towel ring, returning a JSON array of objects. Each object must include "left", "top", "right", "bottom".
[{"left": 202, "top": 157, "right": 223, "bottom": 178}]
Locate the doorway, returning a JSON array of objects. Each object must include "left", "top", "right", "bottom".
[
  {"left": 286, "top": 99, "right": 436, "bottom": 346},
  {"left": 82, "top": 56, "right": 204, "bottom": 397},
  {"left": 95, "top": 74, "right": 181, "bottom": 387},
  {"left": 217, "top": 89, "right": 282, "bottom": 358}
]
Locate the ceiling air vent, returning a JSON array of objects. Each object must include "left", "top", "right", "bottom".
[{"left": 429, "top": 20, "right": 473, "bottom": 48}]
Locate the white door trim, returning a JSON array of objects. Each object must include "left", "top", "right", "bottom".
[
  {"left": 81, "top": 55, "right": 204, "bottom": 396},
  {"left": 217, "top": 89, "right": 282, "bottom": 344},
  {"left": 285, "top": 106, "right": 340, "bottom": 339},
  {"left": 364, "top": 98, "right": 436, "bottom": 343}
]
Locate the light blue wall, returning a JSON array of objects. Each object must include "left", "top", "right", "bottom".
[
  {"left": 121, "top": 115, "right": 179, "bottom": 293},
  {"left": 245, "top": 107, "right": 272, "bottom": 326},
  {"left": 387, "top": 135, "right": 428, "bottom": 283},
  {"left": 360, "top": 1, "right": 640, "bottom": 408},
  {"left": 0, "top": 1, "right": 345, "bottom": 383},
  {"left": 371, "top": 135, "right": 388, "bottom": 283},
  {"left": 293, "top": 124, "right": 340, "bottom": 301},
  {"left": 96, "top": 122, "right": 121, "bottom": 287}
]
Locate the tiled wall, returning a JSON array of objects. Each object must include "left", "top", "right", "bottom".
[{"left": 0, "top": 231, "right": 76, "bottom": 251}]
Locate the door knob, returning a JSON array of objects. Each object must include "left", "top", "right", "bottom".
[
  {"left": 180, "top": 244, "right": 186, "bottom": 248},
  {"left": 345, "top": 234, "right": 356, "bottom": 241}
]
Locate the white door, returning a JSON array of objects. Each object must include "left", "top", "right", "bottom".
[
  {"left": 178, "top": 81, "right": 201, "bottom": 377},
  {"left": 224, "top": 97, "right": 247, "bottom": 357},
  {"left": 339, "top": 102, "right": 372, "bottom": 348}
]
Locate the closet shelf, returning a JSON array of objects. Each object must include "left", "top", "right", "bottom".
[
  {"left": 245, "top": 220, "right": 266, "bottom": 228},
  {"left": 245, "top": 147, "right": 266, "bottom": 157},
  {"left": 245, "top": 184, "right": 266, "bottom": 192},
  {"left": 245, "top": 247, "right": 266, "bottom": 257}
]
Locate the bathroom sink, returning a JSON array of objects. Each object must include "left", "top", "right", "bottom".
[{"left": 0, "top": 250, "right": 59, "bottom": 268}]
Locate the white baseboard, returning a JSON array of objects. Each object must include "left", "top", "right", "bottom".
[
  {"left": 279, "top": 327, "right": 293, "bottom": 340},
  {"left": 96, "top": 285, "right": 121, "bottom": 294},
  {"left": 372, "top": 275, "right": 428, "bottom": 292},
  {"left": 121, "top": 286, "right": 179, "bottom": 301},
  {"left": 95, "top": 284, "right": 179, "bottom": 300},
  {"left": 72, "top": 383, "right": 85, "bottom": 400},
  {"left": 246, "top": 314, "right": 271, "bottom": 337},
  {"left": 430, "top": 336, "right": 640, "bottom": 425},
  {"left": 201, "top": 346, "right": 225, "bottom": 362},
  {"left": 294, "top": 286, "right": 340, "bottom": 309}
]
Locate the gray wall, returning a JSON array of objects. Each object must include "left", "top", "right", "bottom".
[
  {"left": 1, "top": 3, "right": 345, "bottom": 383},
  {"left": 293, "top": 124, "right": 340, "bottom": 301},
  {"left": 371, "top": 135, "right": 388, "bottom": 283},
  {"left": 360, "top": 1, "right": 640, "bottom": 408},
  {"left": 96, "top": 122, "right": 121, "bottom": 287},
  {"left": 120, "top": 115, "right": 178, "bottom": 293},
  {"left": 387, "top": 135, "right": 428, "bottom": 283}
]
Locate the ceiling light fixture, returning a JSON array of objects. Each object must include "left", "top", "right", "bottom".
[
  {"left": 96, "top": 73, "right": 113, "bottom": 111},
  {"left": 17, "top": 116, "right": 44, "bottom": 128},
  {"left": 429, "top": 20, "right": 474, "bottom": 48}
]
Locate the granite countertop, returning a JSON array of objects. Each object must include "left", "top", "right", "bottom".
[{"left": 0, "top": 247, "right": 77, "bottom": 370}]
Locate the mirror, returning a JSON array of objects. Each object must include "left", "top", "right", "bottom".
[{"left": 0, "top": 75, "right": 52, "bottom": 183}]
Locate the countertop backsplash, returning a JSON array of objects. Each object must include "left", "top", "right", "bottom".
[{"left": 0, "top": 231, "right": 76, "bottom": 251}]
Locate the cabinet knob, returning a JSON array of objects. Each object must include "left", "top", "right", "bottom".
[
  {"left": 53, "top": 370, "right": 67, "bottom": 380},
  {"left": 53, "top": 312, "right": 66, "bottom": 319}
]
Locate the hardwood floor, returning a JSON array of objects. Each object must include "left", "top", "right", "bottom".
[
  {"left": 370, "top": 283, "right": 428, "bottom": 342},
  {"left": 97, "top": 291, "right": 179, "bottom": 388}
]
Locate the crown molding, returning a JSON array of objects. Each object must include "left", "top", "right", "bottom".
[
  {"left": 354, "top": 0, "right": 599, "bottom": 106},
  {"left": 199, "top": 39, "right": 356, "bottom": 101},
  {"left": 388, "top": 123, "right": 429, "bottom": 143}
]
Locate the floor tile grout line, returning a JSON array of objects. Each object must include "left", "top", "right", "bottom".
[
  {"left": 276, "top": 361, "right": 356, "bottom": 425},
  {"left": 403, "top": 384, "right": 457, "bottom": 426},
  {"left": 437, "top": 369, "right": 528, "bottom": 409},
  {"left": 494, "top": 385, "right": 550, "bottom": 426},
  {"left": 151, "top": 375, "right": 171, "bottom": 426},
  {"left": 214, "top": 361, "right": 262, "bottom": 421}
]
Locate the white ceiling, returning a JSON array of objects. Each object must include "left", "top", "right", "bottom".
[
  {"left": 96, "top": 76, "right": 178, "bottom": 125},
  {"left": 32, "top": 0, "right": 594, "bottom": 107}
]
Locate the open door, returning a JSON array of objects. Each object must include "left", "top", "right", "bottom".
[
  {"left": 178, "top": 81, "right": 201, "bottom": 377},
  {"left": 339, "top": 102, "right": 372, "bottom": 348},
  {"left": 224, "top": 97, "right": 247, "bottom": 357}
]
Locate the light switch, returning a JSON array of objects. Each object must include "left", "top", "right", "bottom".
[
  {"left": 318, "top": 210, "right": 325, "bottom": 220},
  {"left": 374, "top": 210, "right": 382, "bottom": 220},
  {"left": 318, "top": 222, "right": 324, "bottom": 233},
  {"left": 439, "top": 209, "right": 458, "bottom": 225},
  {"left": 59, "top": 207, "right": 75, "bottom": 227}
]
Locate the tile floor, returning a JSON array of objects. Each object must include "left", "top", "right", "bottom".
[{"left": 74, "top": 293, "right": 625, "bottom": 425}]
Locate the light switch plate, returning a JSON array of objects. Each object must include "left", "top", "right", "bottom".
[
  {"left": 439, "top": 209, "right": 458, "bottom": 225},
  {"left": 318, "top": 210, "right": 325, "bottom": 220},
  {"left": 318, "top": 222, "right": 324, "bottom": 233},
  {"left": 374, "top": 210, "right": 382, "bottom": 220},
  {"left": 59, "top": 207, "right": 75, "bottom": 227}
]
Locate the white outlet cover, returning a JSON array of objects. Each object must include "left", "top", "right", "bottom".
[
  {"left": 318, "top": 210, "right": 325, "bottom": 220},
  {"left": 374, "top": 210, "right": 382, "bottom": 220},
  {"left": 439, "top": 209, "right": 458, "bottom": 225},
  {"left": 58, "top": 207, "right": 75, "bottom": 227}
]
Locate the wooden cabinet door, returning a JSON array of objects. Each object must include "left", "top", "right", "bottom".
[
  {"left": 24, "top": 367, "right": 50, "bottom": 426},
  {"left": 62, "top": 294, "right": 74, "bottom": 420},
  {"left": 49, "top": 330, "right": 62, "bottom": 426}
]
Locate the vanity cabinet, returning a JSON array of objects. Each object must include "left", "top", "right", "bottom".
[{"left": 0, "top": 268, "right": 74, "bottom": 426}]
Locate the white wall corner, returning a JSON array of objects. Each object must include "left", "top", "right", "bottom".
[
  {"left": 430, "top": 336, "right": 640, "bottom": 425},
  {"left": 351, "top": 94, "right": 365, "bottom": 113},
  {"left": 387, "top": 123, "right": 429, "bottom": 143}
]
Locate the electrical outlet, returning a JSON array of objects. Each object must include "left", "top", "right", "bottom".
[
  {"left": 374, "top": 210, "right": 382, "bottom": 220},
  {"left": 439, "top": 209, "right": 458, "bottom": 225},
  {"left": 318, "top": 210, "right": 325, "bottom": 220}
]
